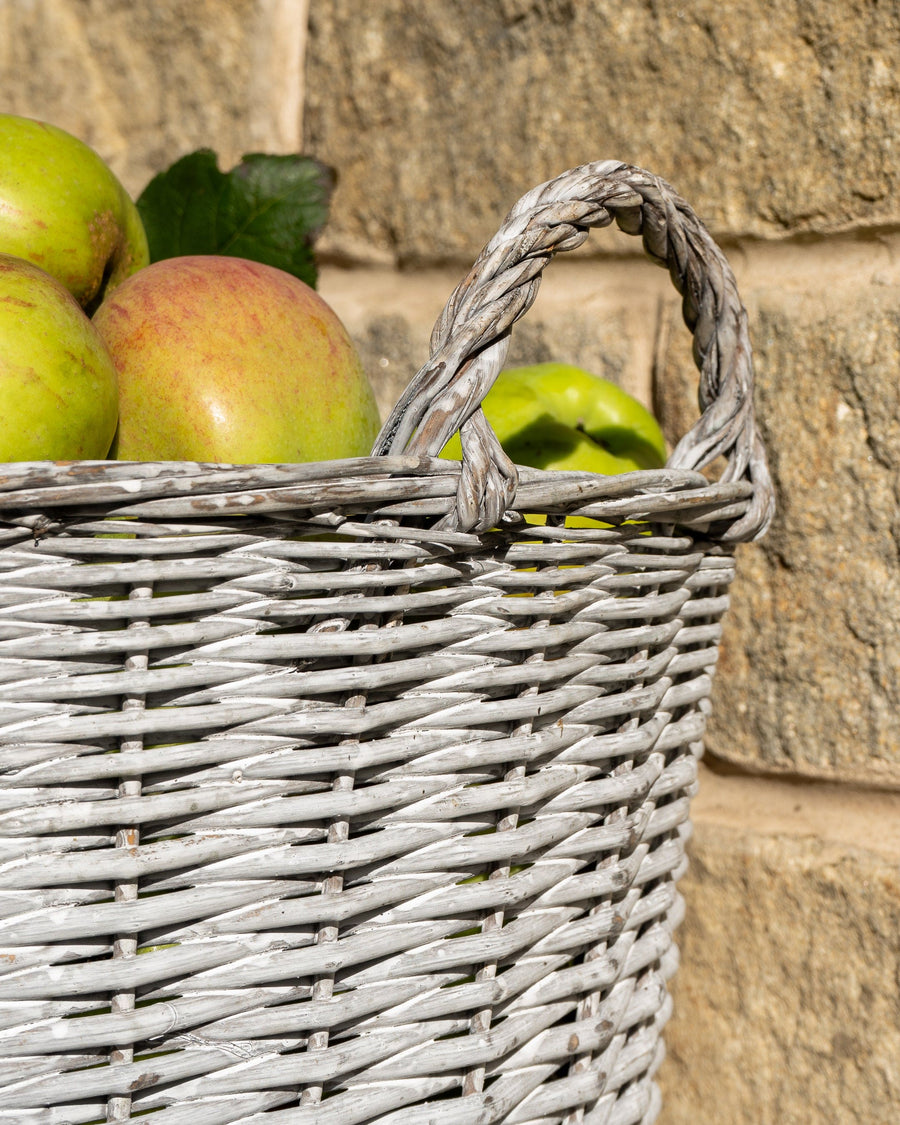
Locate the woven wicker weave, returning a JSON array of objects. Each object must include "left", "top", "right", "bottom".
[{"left": 0, "top": 161, "right": 772, "bottom": 1125}]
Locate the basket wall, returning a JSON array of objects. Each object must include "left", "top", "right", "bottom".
[{"left": 0, "top": 465, "right": 736, "bottom": 1125}]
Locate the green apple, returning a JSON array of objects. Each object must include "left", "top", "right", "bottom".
[
  {"left": 441, "top": 362, "right": 667, "bottom": 530},
  {"left": 0, "top": 254, "right": 118, "bottom": 460},
  {"left": 0, "top": 114, "right": 149, "bottom": 311},
  {"left": 92, "top": 255, "right": 381, "bottom": 463},
  {"left": 441, "top": 362, "right": 667, "bottom": 474}
]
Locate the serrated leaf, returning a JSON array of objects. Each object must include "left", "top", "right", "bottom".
[{"left": 136, "top": 150, "right": 335, "bottom": 288}]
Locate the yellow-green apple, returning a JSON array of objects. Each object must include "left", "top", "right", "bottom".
[
  {"left": 441, "top": 362, "right": 666, "bottom": 473},
  {"left": 0, "top": 114, "right": 149, "bottom": 311},
  {"left": 92, "top": 255, "right": 381, "bottom": 463},
  {"left": 0, "top": 254, "right": 118, "bottom": 460}
]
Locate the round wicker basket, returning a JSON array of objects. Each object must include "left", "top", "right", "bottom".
[{"left": 0, "top": 162, "right": 772, "bottom": 1124}]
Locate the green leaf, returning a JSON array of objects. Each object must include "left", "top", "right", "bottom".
[{"left": 136, "top": 149, "right": 335, "bottom": 288}]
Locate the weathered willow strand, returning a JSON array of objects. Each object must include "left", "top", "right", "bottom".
[{"left": 0, "top": 162, "right": 770, "bottom": 1124}]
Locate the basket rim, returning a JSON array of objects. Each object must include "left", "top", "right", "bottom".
[{"left": 0, "top": 455, "right": 752, "bottom": 531}]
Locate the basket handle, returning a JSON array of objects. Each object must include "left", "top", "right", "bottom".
[{"left": 372, "top": 160, "right": 774, "bottom": 542}]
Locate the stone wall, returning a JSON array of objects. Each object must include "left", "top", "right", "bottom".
[{"left": 3, "top": 1, "right": 899, "bottom": 1121}]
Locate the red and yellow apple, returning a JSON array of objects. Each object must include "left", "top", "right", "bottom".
[
  {"left": 92, "top": 255, "right": 381, "bottom": 463},
  {"left": 0, "top": 114, "right": 149, "bottom": 311},
  {"left": 0, "top": 254, "right": 118, "bottom": 460}
]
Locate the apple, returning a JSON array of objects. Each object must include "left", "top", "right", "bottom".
[
  {"left": 91, "top": 255, "right": 381, "bottom": 464},
  {"left": 0, "top": 254, "right": 118, "bottom": 460},
  {"left": 0, "top": 114, "right": 149, "bottom": 311},
  {"left": 440, "top": 362, "right": 667, "bottom": 530},
  {"left": 441, "top": 362, "right": 667, "bottom": 473}
]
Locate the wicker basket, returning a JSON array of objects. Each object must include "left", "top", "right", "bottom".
[{"left": 0, "top": 161, "right": 772, "bottom": 1125}]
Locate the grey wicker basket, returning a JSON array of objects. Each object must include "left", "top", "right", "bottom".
[{"left": 0, "top": 161, "right": 772, "bottom": 1125}]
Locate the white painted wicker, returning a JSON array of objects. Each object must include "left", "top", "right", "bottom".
[{"left": 0, "top": 162, "right": 772, "bottom": 1124}]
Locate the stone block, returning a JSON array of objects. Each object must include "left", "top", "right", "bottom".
[
  {"left": 0, "top": 0, "right": 309, "bottom": 199},
  {"left": 304, "top": 0, "right": 900, "bottom": 266},
  {"left": 659, "top": 767, "right": 900, "bottom": 1124},
  {"left": 655, "top": 235, "right": 900, "bottom": 786}
]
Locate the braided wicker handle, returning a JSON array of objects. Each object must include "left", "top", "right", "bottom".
[{"left": 372, "top": 160, "right": 774, "bottom": 542}]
